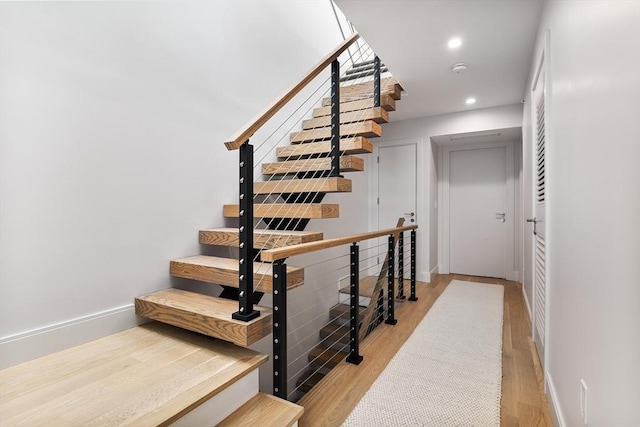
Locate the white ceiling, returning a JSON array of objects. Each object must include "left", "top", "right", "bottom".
[{"left": 335, "top": 0, "right": 543, "bottom": 121}]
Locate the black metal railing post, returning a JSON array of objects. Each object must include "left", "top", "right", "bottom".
[
  {"left": 346, "top": 243, "right": 363, "bottom": 365},
  {"left": 233, "top": 141, "right": 260, "bottom": 322},
  {"left": 409, "top": 230, "right": 418, "bottom": 301},
  {"left": 397, "top": 232, "right": 405, "bottom": 299},
  {"left": 385, "top": 234, "right": 397, "bottom": 325},
  {"left": 272, "top": 259, "right": 288, "bottom": 399},
  {"left": 373, "top": 55, "right": 381, "bottom": 108},
  {"left": 330, "top": 59, "right": 342, "bottom": 178}
]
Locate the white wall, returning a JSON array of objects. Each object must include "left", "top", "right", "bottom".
[
  {"left": 375, "top": 104, "right": 523, "bottom": 280},
  {"left": 521, "top": 1, "right": 640, "bottom": 425},
  {"left": 0, "top": 1, "right": 347, "bottom": 368}
]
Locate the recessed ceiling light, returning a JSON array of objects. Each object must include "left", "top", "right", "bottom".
[
  {"left": 448, "top": 38, "right": 462, "bottom": 49},
  {"left": 466, "top": 97, "right": 476, "bottom": 105}
]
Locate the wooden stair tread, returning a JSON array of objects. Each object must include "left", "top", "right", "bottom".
[
  {"left": 301, "top": 107, "right": 388, "bottom": 130},
  {"left": 290, "top": 121, "right": 381, "bottom": 144},
  {"left": 329, "top": 303, "right": 365, "bottom": 321},
  {"left": 217, "top": 392, "right": 303, "bottom": 427},
  {"left": 254, "top": 177, "right": 352, "bottom": 194},
  {"left": 325, "top": 77, "right": 402, "bottom": 104},
  {"left": 262, "top": 156, "right": 364, "bottom": 175},
  {"left": 308, "top": 345, "right": 348, "bottom": 370},
  {"left": 223, "top": 203, "right": 339, "bottom": 219},
  {"left": 340, "top": 67, "right": 389, "bottom": 82},
  {"left": 0, "top": 322, "right": 267, "bottom": 426},
  {"left": 135, "top": 289, "right": 272, "bottom": 346},
  {"left": 340, "top": 276, "right": 409, "bottom": 298},
  {"left": 170, "top": 255, "right": 304, "bottom": 292},
  {"left": 319, "top": 321, "right": 350, "bottom": 345},
  {"left": 199, "top": 228, "right": 323, "bottom": 249},
  {"left": 276, "top": 137, "right": 372, "bottom": 159},
  {"left": 313, "top": 95, "right": 396, "bottom": 117}
]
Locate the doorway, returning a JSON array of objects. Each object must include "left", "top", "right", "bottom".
[{"left": 441, "top": 140, "right": 517, "bottom": 280}]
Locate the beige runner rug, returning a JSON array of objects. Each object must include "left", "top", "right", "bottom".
[{"left": 343, "top": 280, "right": 504, "bottom": 426}]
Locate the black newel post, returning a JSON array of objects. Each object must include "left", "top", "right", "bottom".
[
  {"left": 373, "top": 55, "right": 381, "bottom": 108},
  {"left": 233, "top": 141, "right": 260, "bottom": 322},
  {"left": 330, "top": 59, "right": 342, "bottom": 178},
  {"left": 397, "top": 232, "right": 405, "bottom": 299},
  {"left": 346, "top": 243, "right": 363, "bottom": 365},
  {"left": 385, "top": 234, "right": 397, "bottom": 325},
  {"left": 272, "top": 260, "right": 288, "bottom": 399},
  {"left": 409, "top": 230, "right": 418, "bottom": 301}
]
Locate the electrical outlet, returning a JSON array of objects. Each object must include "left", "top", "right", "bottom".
[{"left": 580, "top": 379, "right": 589, "bottom": 425}]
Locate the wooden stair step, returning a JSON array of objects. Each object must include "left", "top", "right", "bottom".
[
  {"left": 290, "top": 121, "right": 381, "bottom": 144},
  {"left": 276, "top": 137, "right": 372, "bottom": 159},
  {"left": 262, "top": 156, "right": 364, "bottom": 175},
  {"left": 135, "top": 289, "right": 272, "bottom": 346},
  {"left": 345, "top": 61, "right": 386, "bottom": 74},
  {"left": 340, "top": 67, "right": 389, "bottom": 82},
  {"left": 308, "top": 345, "right": 348, "bottom": 370},
  {"left": 223, "top": 203, "right": 339, "bottom": 219},
  {"left": 0, "top": 322, "right": 267, "bottom": 426},
  {"left": 254, "top": 177, "right": 352, "bottom": 194},
  {"left": 331, "top": 77, "right": 402, "bottom": 102},
  {"left": 218, "top": 392, "right": 303, "bottom": 427},
  {"left": 301, "top": 107, "right": 388, "bottom": 130},
  {"left": 170, "top": 255, "right": 304, "bottom": 292},
  {"left": 339, "top": 276, "right": 409, "bottom": 299},
  {"left": 329, "top": 303, "right": 365, "bottom": 322},
  {"left": 319, "top": 321, "right": 350, "bottom": 346},
  {"left": 313, "top": 95, "right": 396, "bottom": 117},
  {"left": 296, "top": 370, "right": 325, "bottom": 394},
  {"left": 199, "top": 228, "right": 323, "bottom": 249}
]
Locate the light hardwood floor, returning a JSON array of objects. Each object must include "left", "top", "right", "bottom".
[{"left": 298, "top": 274, "right": 553, "bottom": 427}]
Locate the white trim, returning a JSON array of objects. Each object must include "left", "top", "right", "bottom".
[
  {"left": 546, "top": 371, "right": 567, "bottom": 427},
  {"left": 521, "top": 281, "right": 532, "bottom": 322},
  {"left": 0, "top": 304, "right": 141, "bottom": 369},
  {"left": 439, "top": 140, "right": 517, "bottom": 279}
]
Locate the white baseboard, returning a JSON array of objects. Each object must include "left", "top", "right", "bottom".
[
  {"left": 419, "top": 271, "right": 430, "bottom": 282},
  {"left": 0, "top": 304, "right": 142, "bottom": 369},
  {"left": 546, "top": 371, "right": 567, "bottom": 427}
]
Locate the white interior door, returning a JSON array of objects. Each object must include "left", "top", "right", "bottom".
[
  {"left": 378, "top": 144, "right": 417, "bottom": 230},
  {"left": 531, "top": 62, "right": 548, "bottom": 368},
  {"left": 449, "top": 147, "right": 507, "bottom": 278}
]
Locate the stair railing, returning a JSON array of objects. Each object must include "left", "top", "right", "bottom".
[
  {"left": 224, "top": 33, "right": 392, "bottom": 322},
  {"left": 261, "top": 224, "right": 418, "bottom": 400}
]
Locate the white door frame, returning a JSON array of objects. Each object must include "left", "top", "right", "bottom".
[
  {"left": 369, "top": 137, "right": 427, "bottom": 282},
  {"left": 439, "top": 140, "right": 517, "bottom": 280}
]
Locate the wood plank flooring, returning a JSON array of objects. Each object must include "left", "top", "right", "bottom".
[{"left": 297, "top": 274, "right": 553, "bottom": 427}]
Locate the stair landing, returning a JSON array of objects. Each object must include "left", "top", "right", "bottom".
[{"left": 0, "top": 322, "right": 267, "bottom": 426}]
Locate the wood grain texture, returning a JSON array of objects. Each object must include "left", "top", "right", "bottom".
[
  {"left": 262, "top": 156, "right": 364, "bottom": 175},
  {"left": 290, "top": 121, "right": 381, "bottom": 144},
  {"left": 308, "top": 346, "right": 348, "bottom": 371},
  {"left": 313, "top": 95, "right": 396, "bottom": 117},
  {"left": 276, "top": 137, "right": 373, "bottom": 159},
  {"left": 261, "top": 225, "right": 417, "bottom": 262},
  {"left": 223, "top": 33, "right": 360, "bottom": 150},
  {"left": 170, "top": 255, "right": 304, "bottom": 292},
  {"left": 339, "top": 276, "right": 407, "bottom": 299},
  {"left": 254, "top": 178, "right": 352, "bottom": 195},
  {"left": 321, "top": 78, "right": 402, "bottom": 106},
  {"left": 0, "top": 322, "right": 267, "bottom": 426},
  {"left": 329, "top": 303, "right": 364, "bottom": 322},
  {"left": 135, "top": 289, "right": 272, "bottom": 346},
  {"left": 199, "top": 228, "right": 323, "bottom": 249},
  {"left": 301, "top": 107, "right": 388, "bottom": 130},
  {"left": 223, "top": 204, "right": 340, "bottom": 219},
  {"left": 217, "top": 392, "right": 303, "bottom": 427},
  {"left": 297, "top": 275, "right": 553, "bottom": 427},
  {"left": 319, "top": 321, "right": 350, "bottom": 345}
]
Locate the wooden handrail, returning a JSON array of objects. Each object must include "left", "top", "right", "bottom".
[
  {"left": 261, "top": 224, "right": 418, "bottom": 261},
  {"left": 224, "top": 32, "right": 360, "bottom": 150}
]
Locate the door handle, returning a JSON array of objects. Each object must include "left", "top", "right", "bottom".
[
  {"left": 403, "top": 212, "right": 415, "bottom": 222},
  {"left": 496, "top": 212, "right": 505, "bottom": 223},
  {"left": 526, "top": 217, "right": 537, "bottom": 235}
]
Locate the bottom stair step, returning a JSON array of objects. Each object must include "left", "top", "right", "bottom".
[
  {"left": 217, "top": 392, "right": 304, "bottom": 427},
  {"left": 135, "top": 288, "right": 272, "bottom": 347},
  {"left": 0, "top": 322, "right": 267, "bottom": 426}
]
